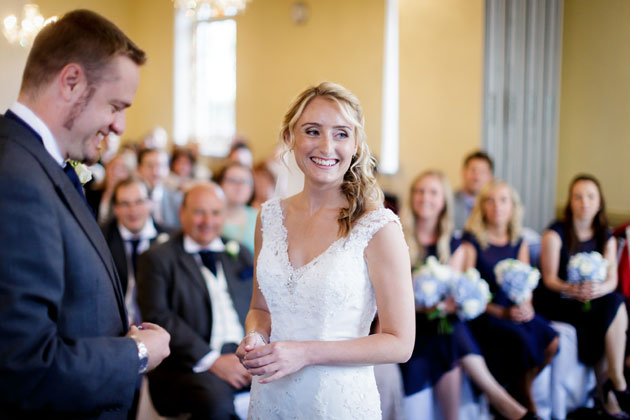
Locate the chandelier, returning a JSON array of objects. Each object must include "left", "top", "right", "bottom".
[
  {"left": 173, "top": 0, "right": 251, "bottom": 19},
  {"left": 2, "top": 4, "right": 57, "bottom": 48}
]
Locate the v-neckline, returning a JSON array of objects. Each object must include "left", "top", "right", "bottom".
[{"left": 277, "top": 199, "right": 344, "bottom": 274}]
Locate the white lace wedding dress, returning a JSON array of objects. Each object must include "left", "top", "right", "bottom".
[{"left": 247, "top": 198, "right": 401, "bottom": 420}]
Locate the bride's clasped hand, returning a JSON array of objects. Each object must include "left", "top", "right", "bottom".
[{"left": 237, "top": 333, "right": 309, "bottom": 384}]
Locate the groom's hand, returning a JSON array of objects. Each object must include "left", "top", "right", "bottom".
[
  {"left": 210, "top": 354, "right": 252, "bottom": 389},
  {"left": 127, "top": 323, "right": 171, "bottom": 372}
]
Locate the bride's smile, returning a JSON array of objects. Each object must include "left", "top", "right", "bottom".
[{"left": 291, "top": 96, "right": 357, "bottom": 187}]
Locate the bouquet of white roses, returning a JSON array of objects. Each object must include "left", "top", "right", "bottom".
[
  {"left": 450, "top": 268, "right": 491, "bottom": 320},
  {"left": 494, "top": 258, "right": 540, "bottom": 305},
  {"left": 567, "top": 251, "right": 608, "bottom": 311}
]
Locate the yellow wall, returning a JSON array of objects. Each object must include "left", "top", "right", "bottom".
[
  {"left": 397, "top": 0, "right": 484, "bottom": 198},
  {"left": 235, "top": 0, "right": 385, "bottom": 161},
  {"left": 556, "top": 0, "right": 630, "bottom": 222},
  {"left": 236, "top": 0, "right": 484, "bottom": 201},
  {"left": 126, "top": 0, "right": 174, "bottom": 142}
]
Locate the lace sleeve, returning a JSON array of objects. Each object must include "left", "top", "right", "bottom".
[
  {"left": 259, "top": 198, "right": 285, "bottom": 253},
  {"left": 347, "top": 208, "right": 403, "bottom": 251}
]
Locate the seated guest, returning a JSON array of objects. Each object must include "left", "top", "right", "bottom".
[
  {"left": 137, "top": 147, "right": 182, "bottom": 228},
  {"left": 216, "top": 162, "right": 257, "bottom": 254},
  {"left": 401, "top": 171, "right": 535, "bottom": 420},
  {"left": 250, "top": 161, "right": 277, "bottom": 211},
  {"left": 536, "top": 174, "right": 629, "bottom": 418},
  {"left": 100, "top": 177, "right": 172, "bottom": 325},
  {"left": 462, "top": 180, "right": 558, "bottom": 414},
  {"left": 86, "top": 152, "right": 135, "bottom": 222},
  {"left": 613, "top": 221, "right": 630, "bottom": 299},
  {"left": 453, "top": 150, "right": 494, "bottom": 232},
  {"left": 137, "top": 182, "right": 253, "bottom": 420},
  {"left": 165, "top": 146, "right": 196, "bottom": 192},
  {"left": 227, "top": 139, "right": 253, "bottom": 168}
]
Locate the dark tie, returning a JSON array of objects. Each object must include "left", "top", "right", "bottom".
[
  {"left": 129, "top": 239, "right": 141, "bottom": 276},
  {"left": 199, "top": 250, "right": 218, "bottom": 276},
  {"left": 63, "top": 164, "right": 87, "bottom": 202}
]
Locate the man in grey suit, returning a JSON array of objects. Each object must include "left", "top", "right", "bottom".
[
  {"left": 0, "top": 10, "right": 170, "bottom": 419},
  {"left": 137, "top": 182, "right": 254, "bottom": 420}
]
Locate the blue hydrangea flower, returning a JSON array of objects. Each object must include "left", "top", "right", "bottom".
[{"left": 494, "top": 259, "right": 540, "bottom": 305}]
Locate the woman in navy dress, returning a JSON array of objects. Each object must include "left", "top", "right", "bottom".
[
  {"left": 537, "top": 174, "right": 628, "bottom": 417},
  {"left": 462, "top": 180, "right": 558, "bottom": 415},
  {"left": 401, "top": 171, "right": 536, "bottom": 420}
]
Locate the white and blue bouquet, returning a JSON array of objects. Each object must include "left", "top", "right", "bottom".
[
  {"left": 450, "top": 268, "right": 491, "bottom": 320},
  {"left": 413, "top": 256, "right": 453, "bottom": 308},
  {"left": 567, "top": 251, "right": 608, "bottom": 311},
  {"left": 494, "top": 258, "right": 540, "bottom": 305},
  {"left": 413, "top": 256, "right": 454, "bottom": 333}
]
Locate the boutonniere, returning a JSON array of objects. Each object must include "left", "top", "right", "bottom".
[
  {"left": 67, "top": 160, "right": 93, "bottom": 185},
  {"left": 156, "top": 232, "right": 170, "bottom": 245},
  {"left": 225, "top": 240, "right": 240, "bottom": 260}
]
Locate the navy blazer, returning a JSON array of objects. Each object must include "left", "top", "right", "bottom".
[{"left": 0, "top": 113, "right": 139, "bottom": 419}]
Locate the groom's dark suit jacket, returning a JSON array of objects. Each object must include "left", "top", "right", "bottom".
[
  {"left": 0, "top": 113, "right": 139, "bottom": 419},
  {"left": 136, "top": 232, "right": 253, "bottom": 414}
]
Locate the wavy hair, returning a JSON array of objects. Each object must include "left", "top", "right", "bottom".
[
  {"left": 403, "top": 170, "right": 454, "bottom": 266},
  {"left": 563, "top": 174, "right": 609, "bottom": 254},
  {"left": 280, "top": 82, "right": 383, "bottom": 237},
  {"left": 464, "top": 180, "right": 523, "bottom": 249}
]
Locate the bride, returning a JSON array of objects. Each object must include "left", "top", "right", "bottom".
[{"left": 236, "top": 82, "right": 415, "bottom": 419}]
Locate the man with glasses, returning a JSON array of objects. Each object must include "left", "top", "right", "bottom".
[{"left": 101, "top": 177, "right": 172, "bottom": 326}]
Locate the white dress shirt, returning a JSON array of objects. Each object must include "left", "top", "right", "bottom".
[
  {"left": 10, "top": 102, "right": 64, "bottom": 167},
  {"left": 118, "top": 220, "right": 159, "bottom": 324},
  {"left": 183, "top": 236, "right": 245, "bottom": 372},
  {"left": 150, "top": 184, "right": 164, "bottom": 224}
]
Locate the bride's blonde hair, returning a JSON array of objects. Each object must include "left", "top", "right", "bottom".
[{"left": 280, "top": 82, "right": 383, "bottom": 237}]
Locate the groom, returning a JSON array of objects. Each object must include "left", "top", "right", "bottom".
[{"left": 0, "top": 9, "right": 170, "bottom": 419}]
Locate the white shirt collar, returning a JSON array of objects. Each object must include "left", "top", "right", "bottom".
[
  {"left": 183, "top": 235, "right": 226, "bottom": 254},
  {"left": 118, "top": 219, "right": 158, "bottom": 241},
  {"left": 10, "top": 101, "right": 65, "bottom": 167}
]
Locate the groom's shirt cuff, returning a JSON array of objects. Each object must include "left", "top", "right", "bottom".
[{"left": 193, "top": 350, "right": 220, "bottom": 373}]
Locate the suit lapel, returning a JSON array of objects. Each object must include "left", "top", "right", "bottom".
[
  {"left": 109, "top": 225, "right": 129, "bottom": 293},
  {"left": 4, "top": 120, "right": 128, "bottom": 327},
  {"left": 175, "top": 240, "right": 212, "bottom": 309},
  {"left": 54, "top": 167, "right": 127, "bottom": 317}
]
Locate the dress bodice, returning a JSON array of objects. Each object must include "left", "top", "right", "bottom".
[
  {"left": 248, "top": 198, "right": 401, "bottom": 420},
  {"left": 463, "top": 231, "right": 523, "bottom": 307},
  {"left": 257, "top": 198, "right": 400, "bottom": 343},
  {"left": 548, "top": 220, "right": 611, "bottom": 282}
]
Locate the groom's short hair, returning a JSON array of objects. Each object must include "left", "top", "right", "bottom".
[{"left": 21, "top": 9, "right": 146, "bottom": 94}]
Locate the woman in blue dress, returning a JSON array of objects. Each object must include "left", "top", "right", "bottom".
[
  {"left": 401, "top": 171, "right": 537, "bottom": 420},
  {"left": 537, "top": 174, "right": 629, "bottom": 418},
  {"left": 462, "top": 180, "right": 558, "bottom": 415}
]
